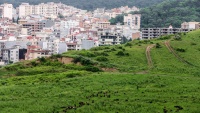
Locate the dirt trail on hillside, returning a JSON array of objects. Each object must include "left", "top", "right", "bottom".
[
  {"left": 146, "top": 44, "right": 155, "bottom": 69},
  {"left": 165, "top": 40, "right": 192, "bottom": 66}
]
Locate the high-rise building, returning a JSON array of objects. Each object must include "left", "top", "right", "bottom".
[
  {"left": 124, "top": 14, "right": 141, "bottom": 30},
  {"left": 1, "top": 3, "right": 13, "bottom": 19},
  {"left": 19, "top": 3, "right": 33, "bottom": 18},
  {"left": 19, "top": 2, "right": 58, "bottom": 19}
]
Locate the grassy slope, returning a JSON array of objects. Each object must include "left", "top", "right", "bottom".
[
  {"left": 0, "top": 30, "right": 200, "bottom": 112},
  {"left": 0, "top": 73, "right": 200, "bottom": 113},
  {"left": 170, "top": 30, "right": 200, "bottom": 68},
  {"left": 63, "top": 43, "right": 148, "bottom": 72}
]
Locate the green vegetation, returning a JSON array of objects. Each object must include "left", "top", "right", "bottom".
[
  {"left": 1, "top": 30, "right": 200, "bottom": 112},
  {"left": 110, "top": 0, "right": 200, "bottom": 28}
]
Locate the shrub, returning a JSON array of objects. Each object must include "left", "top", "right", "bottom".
[
  {"left": 5, "top": 65, "right": 19, "bottom": 71},
  {"left": 125, "top": 43, "right": 132, "bottom": 47},
  {"left": 111, "top": 48, "right": 116, "bottom": 51},
  {"left": 100, "top": 52, "right": 109, "bottom": 56},
  {"left": 176, "top": 48, "right": 186, "bottom": 52},
  {"left": 174, "top": 34, "right": 181, "bottom": 41},
  {"left": 191, "top": 42, "right": 197, "bottom": 46},
  {"left": 117, "top": 46, "right": 123, "bottom": 49},
  {"left": 85, "top": 65, "right": 102, "bottom": 72},
  {"left": 104, "top": 50, "right": 112, "bottom": 52},
  {"left": 104, "top": 46, "right": 110, "bottom": 49},
  {"left": 73, "top": 56, "right": 95, "bottom": 65},
  {"left": 79, "top": 51, "right": 96, "bottom": 57},
  {"left": 72, "top": 56, "right": 82, "bottom": 63},
  {"left": 31, "top": 61, "right": 37, "bottom": 67},
  {"left": 96, "top": 56, "right": 109, "bottom": 62},
  {"left": 159, "top": 35, "right": 171, "bottom": 40},
  {"left": 155, "top": 43, "right": 162, "bottom": 48},
  {"left": 125, "top": 53, "right": 129, "bottom": 56},
  {"left": 38, "top": 57, "right": 46, "bottom": 63},
  {"left": 54, "top": 54, "right": 62, "bottom": 58},
  {"left": 116, "top": 51, "right": 125, "bottom": 56}
]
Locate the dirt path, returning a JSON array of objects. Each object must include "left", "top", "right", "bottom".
[
  {"left": 165, "top": 40, "right": 192, "bottom": 66},
  {"left": 146, "top": 44, "right": 155, "bottom": 69}
]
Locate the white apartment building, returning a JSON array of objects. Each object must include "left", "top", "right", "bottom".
[
  {"left": 181, "top": 22, "right": 200, "bottom": 30},
  {"left": 19, "top": 3, "right": 33, "bottom": 18},
  {"left": 1, "top": 47, "right": 19, "bottom": 64},
  {"left": 1, "top": 3, "right": 13, "bottom": 20},
  {"left": 124, "top": 14, "right": 141, "bottom": 30},
  {"left": 19, "top": 2, "right": 58, "bottom": 19},
  {"left": 60, "top": 20, "right": 79, "bottom": 29}
]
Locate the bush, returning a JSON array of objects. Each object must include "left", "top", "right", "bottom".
[
  {"left": 5, "top": 65, "right": 19, "bottom": 71},
  {"left": 174, "top": 34, "right": 182, "bottom": 41},
  {"left": 96, "top": 56, "right": 109, "bottom": 62},
  {"left": 31, "top": 61, "right": 37, "bottom": 67},
  {"left": 125, "top": 43, "right": 132, "bottom": 47},
  {"left": 104, "top": 46, "right": 110, "bottom": 49},
  {"left": 116, "top": 51, "right": 125, "bottom": 56},
  {"left": 159, "top": 35, "right": 171, "bottom": 40},
  {"left": 191, "top": 42, "right": 197, "bottom": 46},
  {"left": 98, "top": 52, "right": 109, "bottom": 56},
  {"left": 73, "top": 56, "right": 95, "bottom": 66},
  {"left": 79, "top": 51, "right": 96, "bottom": 57},
  {"left": 176, "top": 48, "right": 186, "bottom": 52},
  {"left": 54, "top": 54, "right": 62, "bottom": 58},
  {"left": 85, "top": 66, "right": 102, "bottom": 72},
  {"left": 155, "top": 43, "right": 162, "bottom": 48},
  {"left": 38, "top": 57, "right": 46, "bottom": 63},
  {"left": 111, "top": 48, "right": 116, "bottom": 51}
]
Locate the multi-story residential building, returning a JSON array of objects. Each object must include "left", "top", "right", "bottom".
[
  {"left": 141, "top": 26, "right": 191, "bottom": 39},
  {"left": 22, "top": 22, "right": 44, "bottom": 35},
  {"left": 22, "top": 20, "right": 54, "bottom": 35},
  {"left": 181, "top": 22, "right": 200, "bottom": 30},
  {"left": 19, "top": 2, "right": 58, "bottom": 19},
  {"left": 19, "top": 3, "right": 33, "bottom": 18},
  {"left": 60, "top": 20, "right": 79, "bottom": 29},
  {"left": 7, "top": 23, "right": 19, "bottom": 35},
  {"left": 124, "top": 14, "right": 141, "bottom": 30},
  {"left": 195, "top": 23, "right": 200, "bottom": 29},
  {"left": 99, "top": 32, "right": 122, "bottom": 45},
  {"left": 21, "top": 28, "right": 32, "bottom": 35},
  {"left": 1, "top": 46, "right": 19, "bottom": 64},
  {"left": 25, "top": 43, "right": 50, "bottom": 60},
  {"left": 97, "top": 21, "right": 110, "bottom": 29},
  {"left": 1, "top": 3, "right": 13, "bottom": 20}
]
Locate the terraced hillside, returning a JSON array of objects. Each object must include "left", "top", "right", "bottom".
[{"left": 0, "top": 30, "right": 200, "bottom": 112}]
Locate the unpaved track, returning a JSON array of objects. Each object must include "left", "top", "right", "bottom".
[
  {"left": 165, "top": 40, "right": 192, "bottom": 66},
  {"left": 146, "top": 44, "right": 155, "bottom": 69}
]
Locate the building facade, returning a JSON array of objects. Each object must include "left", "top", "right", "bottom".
[
  {"left": 1, "top": 3, "right": 13, "bottom": 20},
  {"left": 181, "top": 22, "right": 200, "bottom": 30},
  {"left": 19, "top": 2, "right": 58, "bottom": 19},
  {"left": 124, "top": 14, "right": 141, "bottom": 30},
  {"left": 141, "top": 27, "right": 191, "bottom": 39}
]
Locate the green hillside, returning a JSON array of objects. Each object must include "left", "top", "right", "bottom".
[
  {"left": 1, "top": 0, "right": 167, "bottom": 10},
  {"left": 1, "top": 30, "right": 200, "bottom": 112},
  {"left": 110, "top": 0, "right": 200, "bottom": 28}
]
